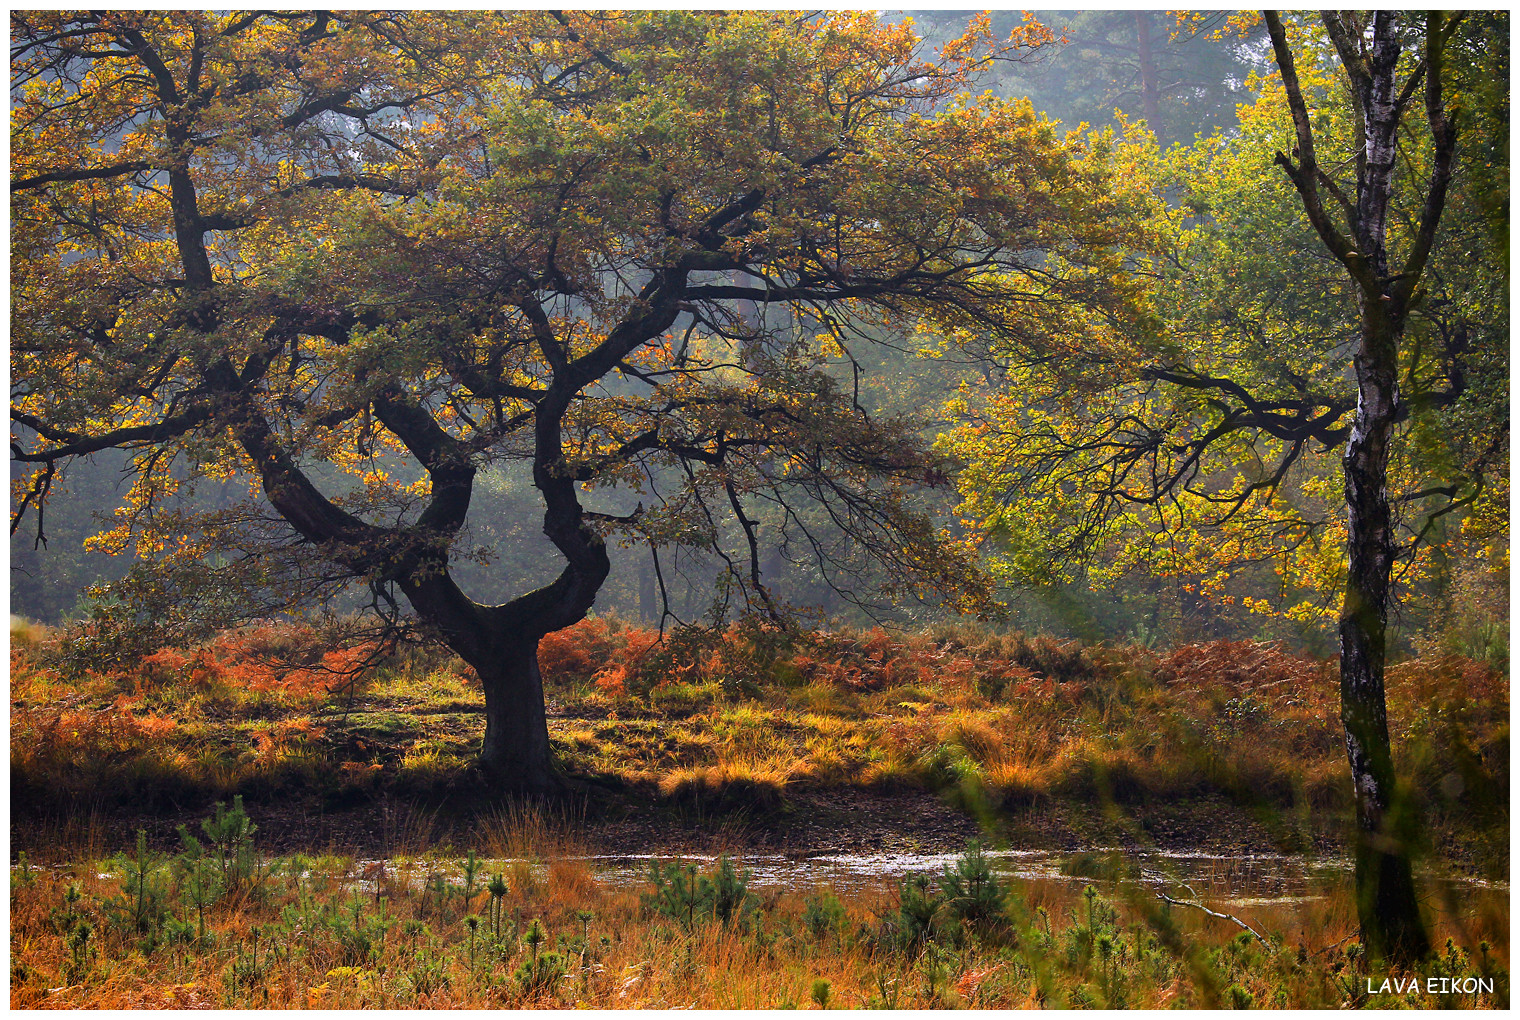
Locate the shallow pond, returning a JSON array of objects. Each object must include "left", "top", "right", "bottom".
[{"left": 346, "top": 846, "right": 1504, "bottom": 917}]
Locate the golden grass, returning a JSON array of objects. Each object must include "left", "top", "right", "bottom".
[
  {"left": 11, "top": 620, "right": 1506, "bottom": 1009},
  {"left": 11, "top": 614, "right": 55, "bottom": 649},
  {"left": 479, "top": 801, "right": 590, "bottom": 861},
  {"left": 9, "top": 836, "right": 1508, "bottom": 1010}
]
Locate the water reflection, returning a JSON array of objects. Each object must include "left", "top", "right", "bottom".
[{"left": 348, "top": 847, "right": 1503, "bottom": 911}]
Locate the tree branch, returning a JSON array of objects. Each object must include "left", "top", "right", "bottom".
[
  {"left": 11, "top": 161, "right": 154, "bottom": 191},
  {"left": 11, "top": 405, "right": 215, "bottom": 461}
]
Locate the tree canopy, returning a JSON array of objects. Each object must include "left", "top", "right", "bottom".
[
  {"left": 942, "top": 10, "right": 1506, "bottom": 962},
  {"left": 945, "top": 12, "right": 1506, "bottom": 643},
  {"left": 11, "top": 10, "right": 1155, "bottom": 788}
]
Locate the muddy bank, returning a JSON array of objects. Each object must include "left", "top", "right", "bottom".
[{"left": 14, "top": 780, "right": 1341, "bottom": 861}]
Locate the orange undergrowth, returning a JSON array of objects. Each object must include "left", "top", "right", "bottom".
[
  {"left": 10, "top": 617, "right": 1509, "bottom": 869},
  {"left": 136, "top": 631, "right": 380, "bottom": 694},
  {"left": 11, "top": 622, "right": 389, "bottom": 809}
]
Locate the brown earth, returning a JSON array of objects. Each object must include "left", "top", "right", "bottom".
[{"left": 12, "top": 772, "right": 1352, "bottom": 867}]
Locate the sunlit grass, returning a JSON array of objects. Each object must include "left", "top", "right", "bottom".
[{"left": 9, "top": 815, "right": 1509, "bottom": 1009}]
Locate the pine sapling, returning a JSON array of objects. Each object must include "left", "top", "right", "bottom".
[
  {"left": 465, "top": 914, "right": 481, "bottom": 968},
  {"left": 462, "top": 849, "right": 481, "bottom": 906},
  {"left": 488, "top": 873, "right": 508, "bottom": 940},
  {"left": 524, "top": 917, "right": 545, "bottom": 965}
]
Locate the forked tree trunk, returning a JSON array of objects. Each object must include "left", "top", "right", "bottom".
[
  {"left": 399, "top": 572, "right": 580, "bottom": 796},
  {"left": 1340, "top": 313, "right": 1430, "bottom": 963}
]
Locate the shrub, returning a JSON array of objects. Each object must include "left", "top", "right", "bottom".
[
  {"left": 407, "top": 941, "right": 451, "bottom": 997},
  {"left": 887, "top": 874, "right": 942, "bottom": 950},
  {"left": 801, "top": 891, "right": 848, "bottom": 942},
  {"left": 200, "top": 795, "right": 259, "bottom": 889},
  {"left": 326, "top": 894, "right": 387, "bottom": 966},
  {"left": 1008, "top": 634, "right": 1103, "bottom": 684},
  {"left": 172, "top": 825, "right": 225, "bottom": 945},
  {"left": 706, "top": 855, "right": 759, "bottom": 929},
  {"left": 537, "top": 627, "right": 595, "bottom": 682},
  {"left": 939, "top": 844, "right": 1008, "bottom": 934},
  {"left": 103, "top": 830, "right": 170, "bottom": 943},
  {"left": 514, "top": 949, "right": 567, "bottom": 997},
  {"left": 642, "top": 855, "right": 758, "bottom": 931}
]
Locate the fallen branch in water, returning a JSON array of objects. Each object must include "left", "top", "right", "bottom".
[{"left": 1154, "top": 889, "right": 1271, "bottom": 948}]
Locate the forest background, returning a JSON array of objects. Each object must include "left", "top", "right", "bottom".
[{"left": 12, "top": 9, "right": 1507, "bottom": 668}]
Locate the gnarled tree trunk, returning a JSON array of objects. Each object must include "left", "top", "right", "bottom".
[
  {"left": 398, "top": 570, "right": 593, "bottom": 795},
  {"left": 476, "top": 638, "right": 557, "bottom": 794}
]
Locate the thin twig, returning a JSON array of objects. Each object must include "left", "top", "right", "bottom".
[
  {"left": 1155, "top": 889, "right": 1271, "bottom": 948},
  {"left": 1313, "top": 931, "right": 1360, "bottom": 957}
]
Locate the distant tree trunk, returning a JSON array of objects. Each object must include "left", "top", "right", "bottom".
[
  {"left": 1134, "top": 13, "right": 1165, "bottom": 147},
  {"left": 731, "top": 268, "right": 761, "bottom": 333},
  {"left": 731, "top": 268, "right": 764, "bottom": 370},
  {"left": 761, "top": 546, "right": 787, "bottom": 603},
  {"left": 639, "top": 559, "right": 657, "bottom": 622}
]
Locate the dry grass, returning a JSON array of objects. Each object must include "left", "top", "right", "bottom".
[
  {"left": 9, "top": 828, "right": 1509, "bottom": 1010},
  {"left": 478, "top": 801, "right": 590, "bottom": 861},
  {"left": 11, "top": 618, "right": 1507, "bottom": 1009}
]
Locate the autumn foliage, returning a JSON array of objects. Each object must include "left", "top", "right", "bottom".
[{"left": 11, "top": 616, "right": 1505, "bottom": 863}]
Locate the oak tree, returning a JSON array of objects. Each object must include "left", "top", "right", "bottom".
[{"left": 11, "top": 11, "right": 1144, "bottom": 791}]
